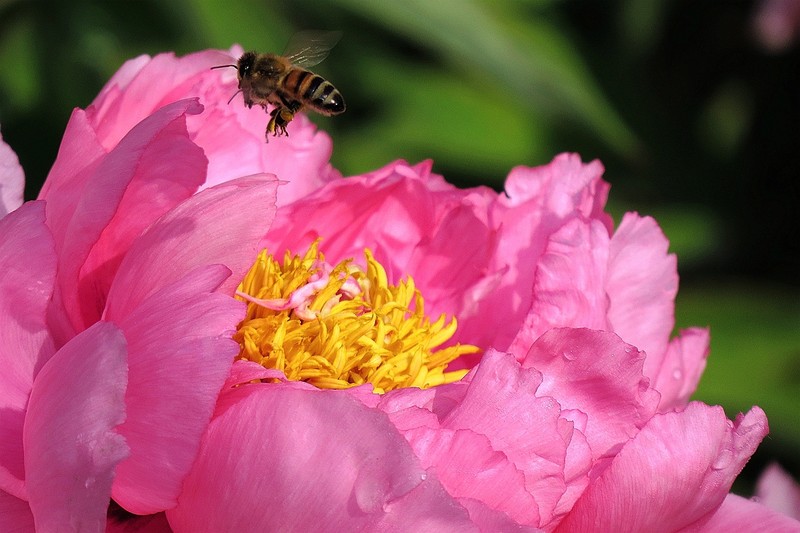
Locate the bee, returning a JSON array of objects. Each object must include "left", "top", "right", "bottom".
[{"left": 213, "top": 31, "right": 346, "bottom": 141}]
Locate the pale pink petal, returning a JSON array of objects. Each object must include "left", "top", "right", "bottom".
[
  {"left": 46, "top": 99, "right": 205, "bottom": 338},
  {"left": 24, "top": 322, "right": 129, "bottom": 532},
  {"left": 652, "top": 327, "right": 710, "bottom": 411},
  {"left": 110, "top": 265, "right": 244, "bottom": 514},
  {"left": 607, "top": 213, "right": 678, "bottom": 379},
  {"left": 555, "top": 403, "right": 769, "bottom": 532},
  {"left": 755, "top": 463, "right": 800, "bottom": 520},
  {"left": 0, "top": 201, "right": 56, "bottom": 499},
  {"left": 689, "top": 493, "right": 800, "bottom": 532},
  {"left": 0, "top": 490, "right": 35, "bottom": 532},
  {"left": 522, "top": 328, "right": 660, "bottom": 470},
  {"left": 104, "top": 174, "right": 278, "bottom": 321},
  {"left": 0, "top": 130, "right": 24, "bottom": 217},
  {"left": 167, "top": 385, "right": 474, "bottom": 530}
]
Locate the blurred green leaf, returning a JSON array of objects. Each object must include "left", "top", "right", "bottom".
[
  {"left": 331, "top": 0, "right": 639, "bottom": 157},
  {"left": 333, "top": 56, "right": 548, "bottom": 180},
  {"left": 678, "top": 283, "right": 800, "bottom": 449}
]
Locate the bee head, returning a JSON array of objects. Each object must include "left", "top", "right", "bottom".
[{"left": 237, "top": 52, "right": 257, "bottom": 80}]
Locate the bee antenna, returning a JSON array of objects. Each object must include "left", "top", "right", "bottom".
[
  {"left": 211, "top": 64, "right": 237, "bottom": 70},
  {"left": 226, "top": 89, "right": 242, "bottom": 105}
]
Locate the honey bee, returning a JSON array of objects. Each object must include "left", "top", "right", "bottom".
[{"left": 213, "top": 31, "right": 346, "bottom": 141}]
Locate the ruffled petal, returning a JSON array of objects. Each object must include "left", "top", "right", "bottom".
[
  {"left": 0, "top": 130, "right": 24, "bottom": 218},
  {"left": 103, "top": 174, "right": 278, "bottom": 321},
  {"left": 522, "top": 328, "right": 660, "bottom": 470},
  {"left": 510, "top": 219, "right": 612, "bottom": 355},
  {"left": 555, "top": 403, "right": 769, "bottom": 532},
  {"left": 167, "top": 385, "right": 475, "bottom": 530},
  {"left": 0, "top": 201, "right": 56, "bottom": 499},
  {"left": 110, "top": 265, "right": 244, "bottom": 514},
  {"left": 24, "top": 322, "right": 128, "bottom": 532},
  {"left": 379, "top": 349, "right": 592, "bottom": 528}
]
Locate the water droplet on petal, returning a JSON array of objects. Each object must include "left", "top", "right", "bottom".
[
  {"left": 712, "top": 449, "right": 734, "bottom": 470},
  {"left": 562, "top": 351, "right": 577, "bottom": 361},
  {"left": 672, "top": 368, "right": 683, "bottom": 381}
]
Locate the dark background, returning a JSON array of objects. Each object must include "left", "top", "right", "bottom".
[{"left": 1, "top": 0, "right": 798, "bottom": 491}]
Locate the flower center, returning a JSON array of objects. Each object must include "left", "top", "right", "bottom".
[{"left": 233, "top": 241, "right": 478, "bottom": 393}]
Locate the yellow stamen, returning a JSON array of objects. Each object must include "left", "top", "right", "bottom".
[{"left": 233, "top": 240, "right": 479, "bottom": 393}]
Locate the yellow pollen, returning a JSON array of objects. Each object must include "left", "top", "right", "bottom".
[{"left": 233, "top": 241, "right": 479, "bottom": 393}]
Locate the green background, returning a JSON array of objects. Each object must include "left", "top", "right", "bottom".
[{"left": 1, "top": 0, "right": 798, "bottom": 492}]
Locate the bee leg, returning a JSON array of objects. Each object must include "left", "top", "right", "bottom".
[{"left": 266, "top": 107, "right": 294, "bottom": 140}]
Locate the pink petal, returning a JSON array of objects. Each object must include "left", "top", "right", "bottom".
[
  {"left": 509, "top": 219, "right": 613, "bottom": 355},
  {"left": 652, "top": 327, "right": 710, "bottom": 411},
  {"left": 37, "top": 107, "right": 106, "bottom": 216},
  {"left": 606, "top": 213, "right": 678, "bottom": 380},
  {"left": 522, "top": 328, "right": 659, "bottom": 469},
  {"left": 89, "top": 49, "right": 338, "bottom": 202},
  {"left": 694, "top": 493, "right": 800, "bottom": 532},
  {"left": 0, "top": 201, "right": 56, "bottom": 499},
  {"left": 555, "top": 403, "right": 769, "bottom": 532},
  {"left": 45, "top": 99, "right": 205, "bottom": 338},
  {"left": 76, "top": 100, "right": 208, "bottom": 326},
  {"left": 0, "top": 131, "right": 24, "bottom": 217},
  {"left": 0, "top": 490, "right": 35, "bottom": 532},
  {"left": 380, "top": 349, "right": 593, "bottom": 527},
  {"left": 110, "top": 265, "right": 244, "bottom": 514},
  {"left": 89, "top": 51, "right": 230, "bottom": 150},
  {"left": 24, "top": 322, "right": 129, "bottom": 532},
  {"left": 103, "top": 174, "right": 278, "bottom": 322},
  {"left": 755, "top": 463, "right": 800, "bottom": 520},
  {"left": 167, "top": 385, "right": 475, "bottom": 530}
]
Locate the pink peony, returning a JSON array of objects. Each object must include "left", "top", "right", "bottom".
[{"left": 0, "top": 48, "right": 792, "bottom": 531}]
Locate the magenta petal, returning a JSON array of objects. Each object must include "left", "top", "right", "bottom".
[
  {"left": 104, "top": 174, "right": 278, "bottom": 322},
  {"left": 523, "top": 328, "right": 659, "bottom": 466},
  {"left": 110, "top": 265, "right": 244, "bottom": 514},
  {"left": 0, "top": 490, "right": 35, "bottom": 532},
  {"left": 0, "top": 131, "right": 24, "bottom": 217},
  {"left": 0, "top": 201, "right": 56, "bottom": 499},
  {"left": 167, "top": 386, "right": 474, "bottom": 530},
  {"left": 24, "top": 322, "right": 128, "bottom": 532},
  {"left": 555, "top": 403, "right": 769, "bottom": 532}
]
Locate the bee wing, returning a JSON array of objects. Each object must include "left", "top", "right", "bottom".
[{"left": 283, "top": 30, "right": 342, "bottom": 68}]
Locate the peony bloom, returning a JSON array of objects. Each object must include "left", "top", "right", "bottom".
[{"left": 0, "top": 48, "right": 794, "bottom": 531}]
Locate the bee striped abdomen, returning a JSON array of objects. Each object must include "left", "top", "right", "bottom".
[{"left": 284, "top": 68, "right": 345, "bottom": 116}]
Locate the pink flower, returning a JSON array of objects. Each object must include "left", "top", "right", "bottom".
[{"left": 0, "top": 48, "right": 791, "bottom": 531}]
